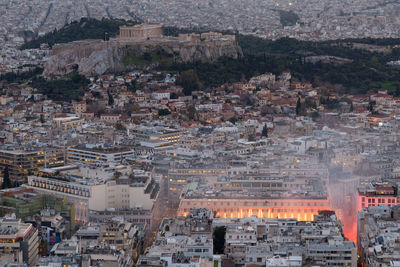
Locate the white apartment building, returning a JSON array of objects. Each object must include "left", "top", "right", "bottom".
[
  {"left": 25, "top": 175, "right": 157, "bottom": 223},
  {"left": 67, "top": 145, "right": 135, "bottom": 166},
  {"left": 151, "top": 91, "right": 170, "bottom": 100},
  {"left": 307, "top": 239, "right": 357, "bottom": 267},
  {"left": 130, "top": 125, "right": 180, "bottom": 150}
]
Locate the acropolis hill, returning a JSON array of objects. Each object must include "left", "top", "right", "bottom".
[{"left": 44, "top": 24, "right": 243, "bottom": 76}]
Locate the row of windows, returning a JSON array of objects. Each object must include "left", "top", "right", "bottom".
[
  {"left": 230, "top": 183, "right": 283, "bottom": 188},
  {"left": 361, "top": 203, "right": 393, "bottom": 208},
  {"left": 247, "top": 257, "right": 263, "bottom": 263},
  {"left": 30, "top": 180, "right": 90, "bottom": 197},
  {"left": 185, "top": 201, "right": 326, "bottom": 207},
  {"left": 228, "top": 235, "right": 254, "bottom": 239},
  {"left": 310, "top": 250, "right": 352, "bottom": 254},
  {"left": 362, "top": 198, "right": 396, "bottom": 204},
  {"left": 170, "top": 169, "right": 227, "bottom": 175},
  {"left": 183, "top": 208, "right": 321, "bottom": 213},
  {"left": 186, "top": 248, "right": 209, "bottom": 253}
]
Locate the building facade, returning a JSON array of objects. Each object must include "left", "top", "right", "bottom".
[
  {"left": 130, "top": 126, "right": 180, "bottom": 150},
  {"left": 66, "top": 146, "right": 135, "bottom": 166},
  {"left": 0, "top": 149, "right": 65, "bottom": 182},
  {"left": 0, "top": 214, "right": 39, "bottom": 266},
  {"left": 178, "top": 197, "right": 332, "bottom": 222},
  {"left": 119, "top": 24, "right": 163, "bottom": 39},
  {"left": 357, "top": 181, "right": 399, "bottom": 211},
  {"left": 26, "top": 175, "right": 157, "bottom": 224}
]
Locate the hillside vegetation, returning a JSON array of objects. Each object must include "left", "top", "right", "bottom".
[
  {"left": 162, "top": 33, "right": 400, "bottom": 95},
  {"left": 20, "top": 18, "right": 137, "bottom": 49},
  {"left": 11, "top": 18, "right": 400, "bottom": 98}
]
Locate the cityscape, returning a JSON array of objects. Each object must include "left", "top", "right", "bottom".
[{"left": 1, "top": 0, "right": 400, "bottom": 267}]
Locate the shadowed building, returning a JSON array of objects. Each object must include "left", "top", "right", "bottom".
[{"left": 0, "top": 149, "right": 65, "bottom": 182}]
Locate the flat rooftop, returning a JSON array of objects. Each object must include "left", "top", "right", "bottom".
[
  {"left": 69, "top": 145, "right": 132, "bottom": 154},
  {"left": 184, "top": 188, "right": 329, "bottom": 200}
]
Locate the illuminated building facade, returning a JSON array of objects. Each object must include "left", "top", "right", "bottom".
[
  {"left": 357, "top": 181, "right": 398, "bottom": 211},
  {"left": 0, "top": 149, "right": 65, "bottom": 182},
  {"left": 178, "top": 197, "right": 332, "bottom": 221},
  {"left": 174, "top": 169, "right": 331, "bottom": 222}
]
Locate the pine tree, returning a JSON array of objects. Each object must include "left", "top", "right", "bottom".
[
  {"left": 262, "top": 123, "right": 268, "bottom": 138},
  {"left": 296, "top": 97, "right": 301, "bottom": 115},
  {"left": 107, "top": 90, "right": 114, "bottom": 106},
  {"left": 2, "top": 166, "right": 11, "bottom": 189},
  {"left": 368, "top": 101, "right": 375, "bottom": 112},
  {"left": 395, "top": 87, "right": 400, "bottom": 97}
]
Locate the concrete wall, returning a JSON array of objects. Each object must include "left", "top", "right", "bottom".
[
  {"left": 89, "top": 183, "right": 107, "bottom": 211},
  {"left": 89, "top": 181, "right": 154, "bottom": 211},
  {"left": 129, "top": 186, "right": 153, "bottom": 209}
]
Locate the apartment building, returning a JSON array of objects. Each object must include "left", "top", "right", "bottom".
[
  {"left": 53, "top": 116, "right": 83, "bottom": 130},
  {"left": 357, "top": 180, "right": 399, "bottom": 211},
  {"left": 72, "top": 101, "right": 87, "bottom": 114},
  {"left": 26, "top": 175, "right": 158, "bottom": 224},
  {"left": 358, "top": 205, "right": 400, "bottom": 266},
  {"left": 66, "top": 145, "right": 135, "bottom": 166},
  {"left": 0, "top": 149, "right": 65, "bottom": 181},
  {"left": 139, "top": 209, "right": 356, "bottom": 267},
  {"left": 0, "top": 214, "right": 39, "bottom": 266},
  {"left": 178, "top": 180, "right": 332, "bottom": 221},
  {"left": 307, "top": 240, "right": 357, "bottom": 267},
  {"left": 130, "top": 125, "right": 180, "bottom": 150}
]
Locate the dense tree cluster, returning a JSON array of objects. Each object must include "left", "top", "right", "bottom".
[
  {"left": 278, "top": 10, "right": 300, "bottom": 27},
  {"left": 29, "top": 71, "right": 90, "bottom": 102},
  {"left": 0, "top": 67, "right": 43, "bottom": 83},
  {"left": 176, "top": 69, "right": 200, "bottom": 96},
  {"left": 161, "top": 33, "right": 400, "bottom": 95},
  {"left": 20, "top": 18, "right": 138, "bottom": 49},
  {"left": 213, "top": 226, "right": 226, "bottom": 254},
  {"left": 1, "top": 166, "right": 11, "bottom": 189},
  {"left": 158, "top": 109, "right": 171, "bottom": 116},
  {"left": 236, "top": 35, "right": 400, "bottom": 94},
  {"left": 262, "top": 124, "right": 268, "bottom": 138},
  {"left": 340, "top": 38, "right": 400, "bottom": 46}
]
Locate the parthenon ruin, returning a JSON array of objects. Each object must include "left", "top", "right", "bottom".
[{"left": 119, "top": 24, "right": 163, "bottom": 39}]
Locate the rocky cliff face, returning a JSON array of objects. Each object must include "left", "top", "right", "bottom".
[{"left": 44, "top": 38, "right": 243, "bottom": 76}]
